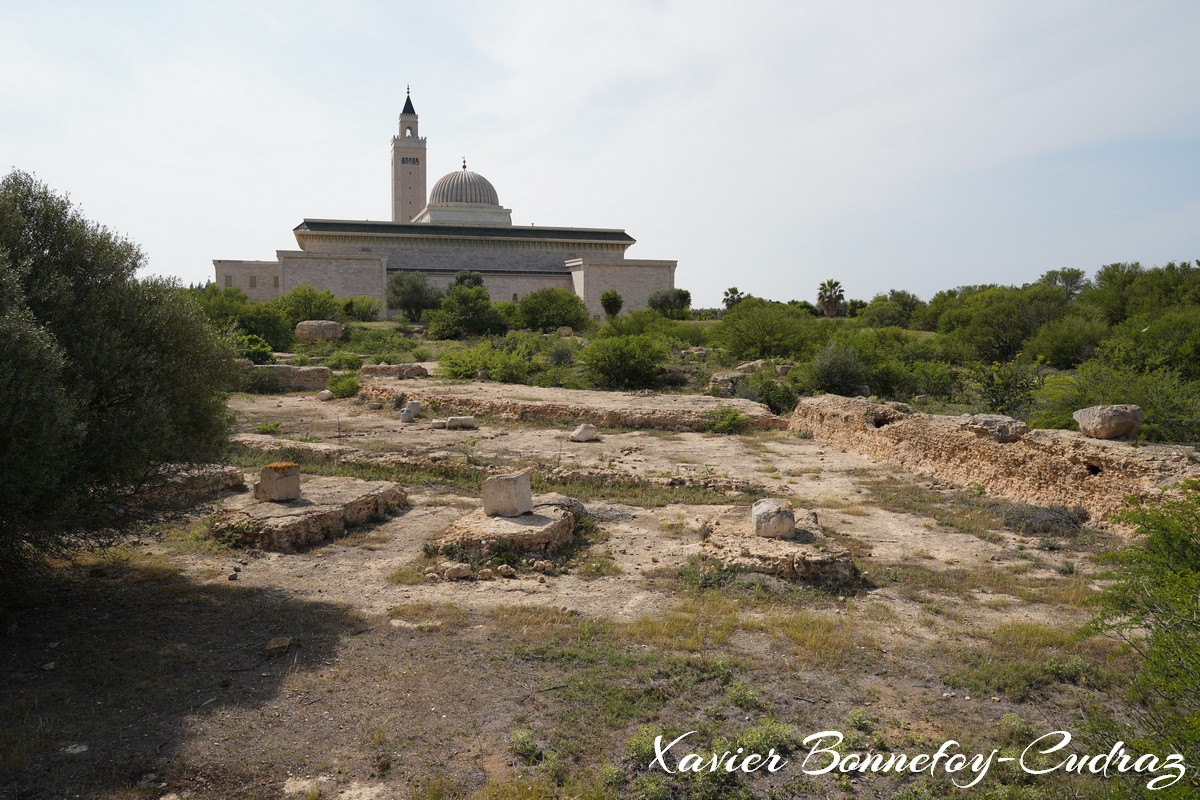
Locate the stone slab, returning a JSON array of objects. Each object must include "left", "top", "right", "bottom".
[
  {"left": 701, "top": 508, "right": 856, "bottom": 584},
  {"left": 438, "top": 503, "right": 575, "bottom": 556},
  {"left": 218, "top": 476, "right": 407, "bottom": 552}
]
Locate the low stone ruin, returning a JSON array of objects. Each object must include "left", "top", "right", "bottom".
[
  {"left": 295, "top": 320, "right": 343, "bottom": 341},
  {"left": 701, "top": 504, "right": 857, "bottom": 584},
  {"left": 248, "top": 364, "right": 332, "bottom": 390},
  {"left": 436, "top": 477, "right": 583, "bottom": 560},
  {"left": 790, "top": 395, "right": 1200, "bottom": 520},
  {"left": 217, "top": 473, "right": 407, "bottom": 552},
  {"left": 359, "top": 364, "right": 429, "bottom": 380}
]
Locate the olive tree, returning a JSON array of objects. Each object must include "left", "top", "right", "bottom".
[{"left": 0, "top": 171, "right": 237, "bottom": 587}]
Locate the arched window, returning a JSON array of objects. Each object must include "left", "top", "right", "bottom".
[
  {"left": 512, "top": 293, "right": 519, "bottom": 302},
  {"left": 405, "top": 126, "right": 413, "bottom": 137}
]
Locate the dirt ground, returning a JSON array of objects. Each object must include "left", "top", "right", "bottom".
[{"left": 0, "top": 385, "right": 1139, "bottom": 800}]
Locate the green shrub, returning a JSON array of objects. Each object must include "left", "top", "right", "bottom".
[
  {"left": 1001, "top": 504, "right": 1088, "bottom": 536},
  {"left": 580, "top": 335, "right": 666, "bottom": 389},
  {"left": 327, "top": 373, "right": 360, "bottom": 399},
  {"left": 239, "top": 333, "right": 275, "bottom": 364},
  {"left": 736, "top": 369, "right": 798, "bottom": 414},
  {"left": 1085, "top": 483, "right": 1200, "bottom": 774},
  {"left": 385, "top": 270, "right": 442, "bottom": 322},
  {"left": 600, "top": 289, "right": 623, "bottom": 318},
  {"left": 1023, "top": 313, "right": 1109, "bottom": 369},
  {"left": 289, "top": 354, "right": 310, "bottom": 366},
  {"left": 341, "top": 294, "right": 382, "bottom": 322},
  {"left": 971, "top": 356, "right": 1046, "bottom": 416},
  {"left": 704, "top": 405, "right": 750, "bottom": 434},
  {"left": 908, "top": 360, "right": 960, "bottom": 400},
  {"left": 425, "top": 285, "right": 507, "bottom": 339},
  {"left": 324, "top": 350, "right": 363, "bottom": 371},
  {"left": 716, "top": 298, "right": 819, "bottom": 359},
  {"left": 236, "top": 368, "right": 285, "bottom": 394},
  {"left": 273, "top": 284, "right": 343, "bottom": 326},
  {"left": 516, "top": 287, "right": 590, "bottom": 333},
  {"left": 807, "top": 342, "right": 871, "bottom": 395}
]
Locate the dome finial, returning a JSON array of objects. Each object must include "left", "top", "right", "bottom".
[
  {"left": 406, "top": 84, "right": 410, "bottom": 96},
  {"left": 462, "top": 157, "right": 467, "bottom": 170}
]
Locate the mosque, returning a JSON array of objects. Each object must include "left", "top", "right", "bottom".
[{"left": 213, "top": 90, "right": 677, "bottom": 320}]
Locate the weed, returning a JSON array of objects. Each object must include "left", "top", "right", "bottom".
[
  {"left": 703, "top": 405, "right": 750, "bottom": 434},
  {"left": 725, "top": 679, "right": 766, "bottom": 710},
  {"left": 253, "top": 420, "right": 282, "bottom": 434},
  {"left": 510, "top": 728, "right": 543, "bottom": 764}
]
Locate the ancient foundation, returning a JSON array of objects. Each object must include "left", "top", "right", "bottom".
[{"left": 789, "top": 395, "right": 1200, "bottom": 520}]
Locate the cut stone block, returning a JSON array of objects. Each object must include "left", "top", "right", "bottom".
[
  {"left": 405, "top": 400, "right": 422, "bottom": 416},
  {"left": 255, "top": 462, "right": 301, "bottom": 502},
  {"left": 568, "top": 424, "right": 599, "bottom": 442},
  {"left": 752, "top": 498, "right": 794, "bottom": 538},
  {"left": 430, "top": 418, "right": 447, "bottom": 429},
  {"left": 483, "top": 471, "right": 533, "bottom": 517},
  {"left": 295, "top": 320, "right": 343, "bottom": 341},
  {"left": 400, "top": 410, "right": 416, "bottom": 423},
  {"left": 447, "top": 416, "right": 477, "bottom": 430}
]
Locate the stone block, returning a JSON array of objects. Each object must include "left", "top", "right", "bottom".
[
  {"left": 447, "top": 416, "right": 477, "bottom": 430},
  {"left": 359, "top": 364, "right": 429, "bottom": 379},
  {"left": 295, "top": 320, "right": 343, "bottom": 341},
  {"left": 557, "top": 326, "right": 574, "bottom": 337},
  {"left": 1073, "top": 405, "right": 1144, "bottom": 440},
  {"left": 255, "top": 462, "right": 301, "bottom": 502},
  {"left": 568, "top": 424, "right": 599, "bottom": 442},
  {"left": 482, "top": 471, "right": 532, "bottom": 517},
  {"left": 430, "top": 418, "right": 447, "bottom": 429},
  {"left": 405, "top": 400, "right": 422, "bottom": 416},
  {"left": 400, "top": 410, "right": 416, "bottom": 423},
  {"left": 316, "top": 390, "right": 335, "bottom": 401},
  {"left": 752, "top": 498, "right": 795, "bottom": 538}
]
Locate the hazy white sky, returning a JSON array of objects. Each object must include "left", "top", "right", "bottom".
[{"left": 4, "top": 0, "right": 1198, "bottom": 306}]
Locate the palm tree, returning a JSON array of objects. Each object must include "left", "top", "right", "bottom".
[
  {"left": 722, "top": 287, "right": 745, "bottom": 310},
  {"left": 817, "top": 279, "right": 845, "bottom": 317}
]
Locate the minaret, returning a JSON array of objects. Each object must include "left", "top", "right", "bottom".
[{"left": 391, "top": 86, "right": 427, "bottom": 222}]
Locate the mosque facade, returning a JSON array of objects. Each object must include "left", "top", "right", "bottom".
[{"left": 213, "top": 91, "right": 677, "bottom": 320}]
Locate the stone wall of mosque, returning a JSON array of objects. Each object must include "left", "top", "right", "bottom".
[
  {"left": 277, "top": 252, "right": 387, "bottom": 304},
  {"left": 212, "top": 260, "right": 284, "bottom": 302},
  {"left": 567, "top": 258, "right": 678, "bottom": 319}
]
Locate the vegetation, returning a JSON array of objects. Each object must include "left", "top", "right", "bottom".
[
  {"left": 599, "top": 289, "right": 623, "bottom": 319},
  {"left": 0, "top": 170, "right": 237, "bottom": 587},
  {"left": 1085, "top": 482, "right": 1200, "bottom": 786},
  {"left": 386, "top": 270, "right": 442, "bottom": 322}
]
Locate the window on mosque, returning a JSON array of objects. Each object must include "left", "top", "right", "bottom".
[
  {"left": 405, "top": 127, "right": 413, "bottom": 137},
  {"left": 249, "top": 275, "right": 257, "bottom": 289},
  {"left": 273, "top": 276, "right": 280, "bottom": 289},
  {"left": 224, "top": 275, "right": 232, "bottom": 288}
]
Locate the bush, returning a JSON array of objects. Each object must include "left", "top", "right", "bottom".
[
  {"left": 647, "top": 288, "right": 692, "bottom": 319},
  {"left": 327, "top": 373, "right": 360, "bottom": 399},
  {"left": 716, "top": 298, "right": 819, "bottom": 359},
  {"left": 1032, "top": 360, "right": 1199, "bottom": 443},
  {"left": 600, "top": 289, "right": 623, "bottom": 318},
  {"left": 236, "top": 367, "right": 285, "bottom": 394},
  {"left": 1001, "top": 504, "right": 1088, "bottom": 536},
  {"left": 580, "top": 335, "right": 666, "bottom": 389},
  {"left": 341, "top": 295, "right": 382, "bottom": 322},
  {"left": 1023, "top": 313, "right": 1109, "bottom": 369},
  {"left": 324, "top": 350, "right": 363, "bottom": 371},
  {"left": 704, "top": 405, "right": 750, "bottom": 434},
  {"left": 386, "top": 271, "right": 442, "bottom": 322},
  {"left": 273, "top": 284, "right": 343, "bottom": 326},
  {"left": 971, "top": 356, "right": 1046, "bottom": 417},
  {"left": 1085, "top": 483, "right": 1200, "bottom": 778},
  {"left": 736, "top": 369, "right": 798, "bottom": 415},
  {"left": 807, "top": 343, "right": 871, "bottom": 395},
  {"left": 425, "top": 285, "right": 507, "bottom": 339},
  {"left": 517, "top": 287, "right": 590, "bottom": 333},
  {"left": 0, "top": 171, "right": 238, "bottom": 584},
  {"left": 239, "top": 333, "right": 275, "bottom": 364},
  {"left": 908, "top": 360, "right": 960, "bottom": 400}
]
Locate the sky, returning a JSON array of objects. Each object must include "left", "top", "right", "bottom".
[{"left": 3, "top": 0, "right": 1199, "bottom": 307}]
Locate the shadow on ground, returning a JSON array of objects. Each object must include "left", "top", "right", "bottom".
[{"left": 0, "top": 555, "right": 367, "bottom": 799}]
